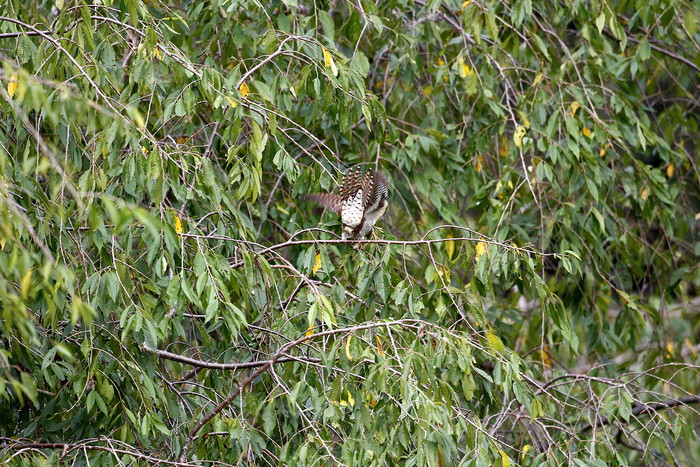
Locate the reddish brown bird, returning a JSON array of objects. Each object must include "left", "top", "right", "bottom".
[{"left": 302, "top": 167, "right": 388, "bottom": 240}]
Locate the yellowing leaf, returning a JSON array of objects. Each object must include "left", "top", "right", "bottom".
[
  {"left": 685, "top": 338, "right": 697, "bottom": 358},
  {"left": 666, "top": 163, "right": 675, "bottom": 178},
  {"left": 375, "top": 80, "right": 384, "bottom": 89},
  {"left": 376, "top": 336, "right": 385, "bottom": 357},
  {"left": 176, "top": 136, "right": 189, "bottom": 144},
  {"left": 458, "top": 57, "right": 471, "bottom": 78},
  {"left": 321, "top": 46, "right": 338, "bottom": 76},
  {"left": 475, "top": 154, "right": 484, "bottom": 172},
  {"left": 640, "top": 187, "right": 648, "bottom": 200},
  {"left": 462, "top": 0, "right": 472, "bottom": 9},
  {"left": 322, "top": 46, "right": 332, "bottom": 67},
  {"left": 521, "top": 444, "right": 532, "bottom": 460},
  {"left": 475, "top": 241, "right": 488, "bottom": 259},
  {"left": 141, "top": 146, "right": 149, "bottom": 155},
  {"left": 486, "top": 331, "right": 505, "bottom": 353},
  {"left": 445, "top": 235, "right": 455, "bottom": 260},
  {"left": 513, "top": 125, "right": 526, "bottom": 149},
  {"left": 423, "top": 85, "right": 432, "bottom": 96},
  {"left": 666, "top": 340, "right": 674, "bottom": 357},
  {"left": 540, "top": 346, "right": 553, "bottom": 369},
  {"left": 153, "top": 46, "right": 162, "bottom": 60},
  {"left": 436, "top": 58, "right": 445, "bottom": 66},
  {"left": 345, "top": 334, "right": 353, "bottom": 361},
  {"left": 517, "top": 111, "right": 531, "bottom": 129},
  {"left": 225, "top": 96, "right": 238, "bottom": 108},
  {"left": 532, "top": 72, "right": 543, "bottom": 86},
  {"left": 239, "top": 81, "right": 250, "bottom": 98},
  {"left": 582, "top": 127, "right": 592, "bottom": 138},
  {"left": 312, "top": 252, "right": 322, "bottom": 276},
  {"left": 305, "top": 325, "right": 315, "bottom": 337},
  {"left": 20, "top": 269, "right": 32, "bottom": 298},
  {"left": 599, "top": 147, "right": 606, "bottom": 157},
  {"left": 7, "top": 72, "right": 18, "bottom": 99},
  {"left": 499, "top": 450, "right": 511, "bottom": 467},
  {"left": 173, "top": 212, "right": 183, "bottom": 234},
  {"left": 568, "top": 101, "right": 580, "bottom": 116},
  {"left": 346, "top": 390, "right": 355, "bottom": 407}
]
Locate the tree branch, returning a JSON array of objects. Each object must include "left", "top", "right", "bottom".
[{"left": 580, "top": 395, "right": 700, "bottom": 432}]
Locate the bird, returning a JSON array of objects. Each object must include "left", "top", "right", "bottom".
[{"left": 301, "top": 167, "right": 388, "bottom": 240}]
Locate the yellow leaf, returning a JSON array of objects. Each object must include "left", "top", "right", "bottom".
[
  {"left": 666, "top": 340, "right": 674, "bottom": 357},
  {"left": 599, "top": 147, "right": 606, "bottom": 157},
  {"left": 475, "top": 241, "right": 488, "bottom": 259},
  {"left": 20, "top": 269, "right": 32, "bottom": 298},
  {"left": 445, "top": 235, "right": 455, "bottom": 260},
  {"left": 568, "top": 101, "right": 580, "bottom": 116},
  {"left": 305, "top": 325, "right": 315, "bottom": 337},
  {"left": 436, "top": 58, "right": 445, "bottom": 66},
  {"left": 141, "top": 146, "right": 149, "bottom": 155},
  {"left": 685, "top": 338, "right": 697, "bottom": 358},
  {"left": 458, "top": 56, "right": 471, "bottom": 78},
  {"left": 312, "top": 252, "right": 322, "bottom": 276},
  {"left": 462, "top": 0, "right": 472, "bottom": 9},
  {"left": 640, "top": 187, "right": 648, "bottom": 200},
  {"left": 322, "top": 46, "right": 332, "bottom": 67},
  {"left": 321, "top": 46, "right": 338, "bottom": 76},
  {"left": 376, "top": 336, "right": 385, "bottom": 357},
  {"left": 513, "top": 125, "right": 526, "bottom": 149},
  {"left": 532, "top": 72, "right": 543, "bottom": 86},
  {"left": 7, "top": 72, "right": 18, "bottom": 99},
  {"left": 346, "top": 390, "right": 355, "bottom": 407},
  {"left": 486, "top": 332, "right": 505, "bottom": 353},
  {"left": 153, "top": 46, "right": 162, "bottom": 61},
  {"left": 540, "top": 346, "right": 552, "bottom": 369},
  {"left": 239, "top": 81, "right": 250, "bottom": 98},
  {"left": 423, "top": 85, "right": 432, "bottom": 96},
  {"left": 375, "top": 80, "right": 384, "bottom": 89},
  {"left": 499, "top": 450, "right": 511, "bottom": 467},
  {"left": 345, "top": 334, "right": 353, "bottom": 361},
  {"left": 475, "top": 154, "right": 483, "bottom": 172},
  {"left": 517, "top": 111, "right": 531, "bottom": 129},
  {"left": 582, "top": 127, "right": 592, "bottom": 138},
  {"left": 521, "top": 444, "right": 532, "bottom": 460},
  {"left": 225, "top": 96, "right": 238, "bottom": 108},
  {"left": 666, "top": 163, "right": 674, "bottom": 178},
  {"left": 173, "top": 212, "right": 183, "bottom": 234}
]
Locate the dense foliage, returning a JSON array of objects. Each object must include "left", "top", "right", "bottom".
[{"left": 1, "top": 0, "right": 699, "bottom": 464}]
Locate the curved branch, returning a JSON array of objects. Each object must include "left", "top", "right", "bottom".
[
  {"left": 145, "top": 345, "right": 322, "bottom": 370},
  {"left": 177, "top": 319, "right": 423, "bottom": 461},
  {"left": 580, "top": 395, "right": 700, "bottom": 432}
]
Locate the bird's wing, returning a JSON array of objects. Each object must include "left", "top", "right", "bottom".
[
  {"left": 339, "top": 167, "right": 364, "bottom": 201},
  {"left": 301, "top": 193, "right": 343, "bottom": 214},
  {"left": 368, "top": 171, "right": 388, "bottom": 207},
  {"left": 339, "top": 167, "right": 367, "bottom": 228}
]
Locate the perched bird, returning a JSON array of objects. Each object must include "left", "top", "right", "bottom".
[{"left": 302, "top": 167, "right": 388, "bottom": 240}]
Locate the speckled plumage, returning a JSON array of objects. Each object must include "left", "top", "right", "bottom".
[{"left": 301, "top": 167, "right": 389, "bottom": 240}]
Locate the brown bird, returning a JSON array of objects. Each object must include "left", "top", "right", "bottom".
[{"left": 302, "top": 167, "right": 388, "bottom": 240}]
